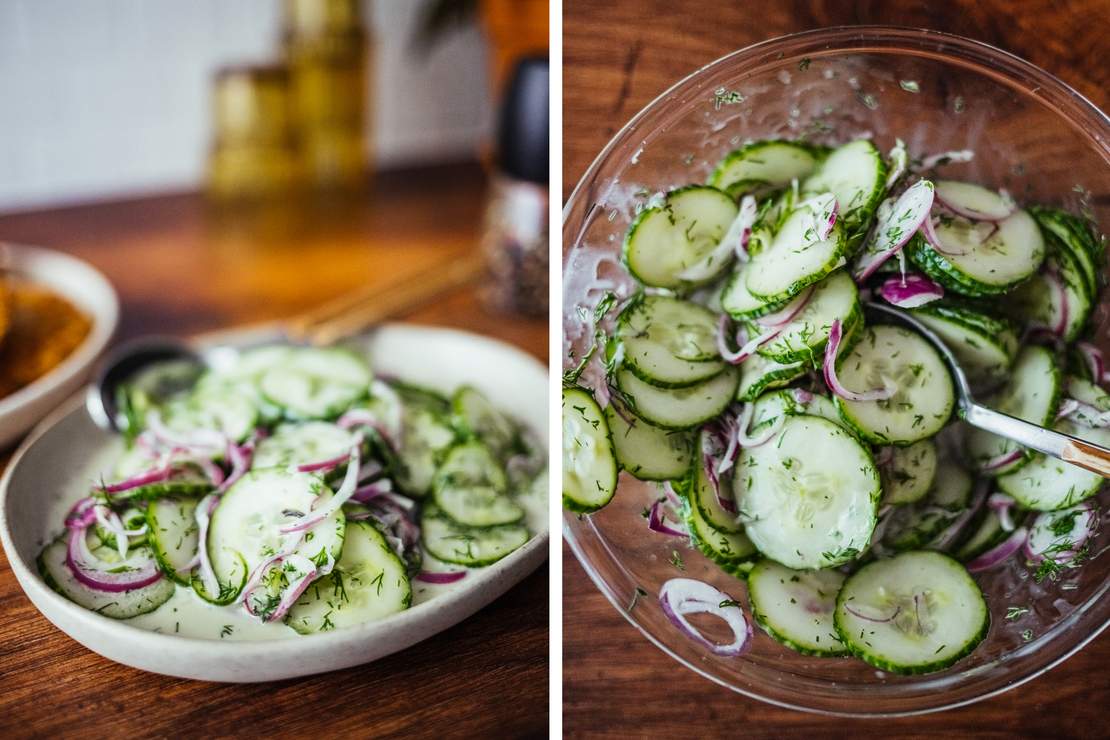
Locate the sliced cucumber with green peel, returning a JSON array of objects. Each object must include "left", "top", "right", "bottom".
[
  {"left": 709, "top": 140, "right": 823, "bottom": 199},
  {"left": 260, "top": 347, "right": 372, "bottom": 420},
  {"left": 1012, "top": 233, "right": 1091, "bottom": 342},
  {"left": 996, "top": 419, "right": 1110, "bottom": 510},
  {"left": 433, "top": 441, "right": 521, "bottom": 526},
  {"left": 747, "top": 560, "right": 848, "bottom": 656},
  {"left": 968, "top": 345, "right": 1060, "bottom": 474},
  {"left": 953, "top": 507, "right": 1008, "bottom": 562},
  {"left": 616, "top": 295, "right": 724, "bottom": 387},
  {"left": 604, "top": 397, "right": 694, "bottom": 481},
  {"left": 562, "top": 387, "right": 618, "bottom": 513},
  {"left": 883, "top": 463, "right": 972, "bottom": 551},
  {"left": 453, "top": 386, "right": 518, "bottom": 459},
  {"left": 908, "top": 210, "right": 1045, "bottom": 296},
  {"left": 146, "top": 497, "right": 200, "bottom": 584},
  {"left": 752, "top": 269, "right": 861, "bottom": 364},
  {"left": 834, "top": 550, "right": 989, "bottom": 675},
  {"left": 207, "top": 469, "right": 346, "bottom": 604},
  {"left": 680, "top": 493, "right": 757, "bottom": 575},
  {"left": 834, "top": 325, "right": 955, "bottom": 445},
  {"left": 879, "top": 439, "right": 938, "bottom": 506},
  {"left": 421, "top": 504, "right": 530, "bottom": 566},
  {"left": 252, "top": 421, "right": 359, "bottom": 470},
  {"left": 623, "top": 185, "right": 739, "bottom": 289},
  {"left": 285, "top": 521, "right": 411, "bottom": 634},
  {"left": 38, "top": 536, "right": 175, "bottom": 619},
  {"left": 744, "top": 207, "right": 846, "bottom": 302},
  {"left": 395, "top": 405, "right": 456, "bottom": 497},
  {"left": 615, "top": 365, "right": 739, "bottom": 430},
  {"left": 736, "top": 354, "right": 805, "bottom": 402},
  {"left": 909, "top": 303, "right": 1018, "bottom": 382},
  {"left": 1033, "top": 206, "right": 1103, "bottom": 296},
  {"left": 689, "top": 430, "right": 742, "bottom": 535},
  {"left": 801, "top": 139, "right": 887, "bottom": 247},
  {"left": 720, "top": 263, "right": 788, "bottom": 320},
  {"left": 733, "top": 415, "right": 879, "bottom": 569},
  {"left": 160, "top": 386, "right": 258, "bottom": 444}
]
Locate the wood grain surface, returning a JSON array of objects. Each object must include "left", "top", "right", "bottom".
[
  {"left": 0, "top": 163, "right": 549, "bottom": 739},
  {"left": 563, "top": 1, "right": 1110, "bottom": 737}
]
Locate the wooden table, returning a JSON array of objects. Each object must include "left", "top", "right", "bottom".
[
  {"left": 563, "top": 2, "right": 1110, "bottom": 736},
  {"left": 0, "top": 163, "right": 549, "bottom": 738}
]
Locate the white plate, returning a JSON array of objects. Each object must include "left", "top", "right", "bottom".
[
  {"left": 0, "top": 244, "right": 119, "bottom": 448},
  {"left": 0, "top": 323, "right": 548, "bottom": 682}
]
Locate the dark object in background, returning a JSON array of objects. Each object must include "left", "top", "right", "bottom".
[{"left": 480, "top": 57, "right": 549, "bottom": 318}]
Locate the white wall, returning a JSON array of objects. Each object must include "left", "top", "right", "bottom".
[{"left": 0, "top": 0, "right": 490, "bottom": 211}]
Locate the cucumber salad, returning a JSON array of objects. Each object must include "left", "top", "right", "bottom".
[
  {"left": 41, "top": 344, "right": 545, "bottom": 638},
  {"left": 563, "top": 137, "right": 1106, "bottom": 674}
]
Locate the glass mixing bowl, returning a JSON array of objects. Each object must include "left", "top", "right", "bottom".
[{"left": 562, "top": 26, "right": 1110, "bottom": 716}]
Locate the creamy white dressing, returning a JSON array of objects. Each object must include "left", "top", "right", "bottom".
[{"left": 43, "top": 440, "right": 548, "bottom": 641}]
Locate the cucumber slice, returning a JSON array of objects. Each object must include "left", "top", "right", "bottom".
[
  {"left": 680, "top": 493, "right": 757, "bottom": 575},
  {"left": 879, "top": 439, "right": 938, "bottom": 506},
  {"left": 720, "top": 263, "right": 789, "bottom": 320},
  {"left": 709, "top": 140, "right": 822, "bottom": 198},
  {"left": 801, "top": 139, "right": 887, "bottom": 247},
  {"left": 624, "top": 185, "right": 739, "bottom": 289},
  {"left": 1033, "top": 207, "right": 1103, "bottom": 296},
  {"left": 285, "top": 521, "right": 411, "bottom": 633},
  {"left": 736, "top": 354, "right": 805, "bottom": 402},
  {"left": 616, "top": 295, "right": 725, "bottom": 387},
  {"left": 883, "top": 464, "right": 972, "bottom": 551},
  {"left": 1026, "top": 504, "right": 1094, "bottom": 558},
  {"left": 908, "top": 210, "right": 1045, "bottom": 296},
  {"left": 38, "top": 536, "right": 175, "bottom": 619},
  {"left": 615, "top": 365, "right": 739, "bottom": 430},
  {"left": 160, "top": 386, "right": 258, "bottom": 443},
  {"left": 191, "top": 549, "right": 247, "bottom": 605},
  {"left": 562, "top": 387, "right": 618, "bottom": 513},
  {"left": 909, "top": 303, "right": 1018, "bottom": 382},
  {"left": 834, "top": 550, "right": 989, "bottom": 675},
  {"left": 747, "top": 560, "right": 849, "bottom": 656},
  {"left": 109, "top": 447, "right": 214, "bottom": 501},
  {"left": 996, "top": 419, "right": 1110, "bottom": 510},
  {"left": 433, "top": 441, "right": 521, "bottom": 526},
  {"left": 259, "top": 347, "right": 372, "bottom": 420},
  {"left": 207, "top": 469, "right": 346, "bottom": 603},
  {"left": 733, "top": 415, "right": 879, "bottom": 569},
  {"left": 1065, "top": 375, "right": 1110, "bottom": 417},
  {"left": 935, "top": 181, "right": 1015, "bottom": 219},
  {"left": 453, "top": 386, "right": 518, "bottom": 458},
  {"left": 604, "top": 397, "right": 694, "bottom": 481},
  {"left": 834, "top": 325, "right": 955, "bottom": 445},
  {"left": 1012, "top": 233, "right": 1091, "bottom": 341},
  {"left": 744, "top": 206, "right": 846, "bottom": 302},
  {"left": 91, "top": 507, "right": 148, "bottom": 551},
  {"left": 421, "top": 504, "right": 530, "bottom": 566},
  {"left": 119, "top": 359, "right": 204, "bottom": 433},
  {"left": 690, "top": 430, "right": 742, "bottom": 534},
  {"left": 146, "top": 497, "right": 200, "bottom": 585},
  {"left": 753, "top": 270, "right": 861, "bottom": 364},
  {"left": 395, "top": 406, "right": 456, "bottom": 497},
  {"left": 252, "top": 421, "right": 359, "bottom": 470},
  {"left": 953, "top": 507, "right": 1008, "bottom": 562},
  {"left": 968, "top": 346, "right": 1060, "bottom": 474}
]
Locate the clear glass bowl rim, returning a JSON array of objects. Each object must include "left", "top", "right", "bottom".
[{"left": 563, "top": 25, "right": 1110, "bottom": 717}]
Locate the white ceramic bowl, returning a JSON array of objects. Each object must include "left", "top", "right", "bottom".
[{"left": 0, "top": 323, "right": 548, "bottom": 682}]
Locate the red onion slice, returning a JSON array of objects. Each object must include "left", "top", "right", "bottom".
[
  {"left": 853, "top": 179, "right": 935, "bottom": 282},
  {"left": 823, "top": 319, "right": 896, "bottom": 402},
  {"left": 280, "top": 444, "right": 362, "bottom": 534},
  {"left": 416, "top": 570, "right": 467, "bottom": 584},
  {"left": 980, "top": 447, "right": 1025, "bottom": 473},
  {"left": 716, "top": 316, "right": 783, "bottom": 365},
  {"left": 1039, "top": 268, "right": 1070, "bottom": 338},
  {"left": 98, "top": 466, "right": 174, "bottom": 495},
  {"left": 296, "top": 452, "right": 353, "bottom": 473},
  {"left": 659, "top": 578, "right": 752, "bottom": 657},
  {"left": 966, "top": 526, "right": 1028, "bottom": 572},
  {"left": 65, "top": 526, "right": 163, "bottom": 593},
  {"left": 987, "top": 493, "right": 1017, "bottom": 532},
  {"left": 338, "top": 409, "right": 396, "bottom": 450},
  {"left": 879, "top": 273, "right": 944, "bottom": 308},
  {"left": 1076, "top": 342, "right": 1106, "bottom": 382},
  {"left": 662, "top": 481, "right": 681, "bottom": 508},
  {"left": 217, "top": 439, "right": 254, "bottom": 494},
  {"left": 796, "top": 193, "right": 838, "bottom": 242},
  {"left": 648, "top": 499, "right": 687, "bottom": 537},
  {"left": 194, "top": 494, "right": 221, "bottom": 596},
  {"left": 266, "top": 556, "right": 318, "bottom": 623},
  {"left": 145, "top": 411, "right": 227, "bottom": 455},
  {"left": 918, "top": 149, "right": 974, "bottom": 170},
  {"left": 676, "top": 196, "right": 758, "bottom": 280},
  {"left": 734, "top": 402, "right": 785, "bottom": 447},
  {"left": 755, "top": 286, "right": 814, "bottom": 328},
  {"left": 885, "top": 139, "right": 908, "bottom": 191},
  {"left": 349, "top": 479, "right": 395, "bottom": 503},
  {"left": 1059, "top": 398, "right": 1110, "bottom": 428}
]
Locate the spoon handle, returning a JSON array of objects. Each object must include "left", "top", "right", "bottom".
[{"left": 963, "top": 403, "right": 1110, "bottom": 478}]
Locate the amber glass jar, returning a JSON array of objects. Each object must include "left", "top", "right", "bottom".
[
  {"left": 206, "top": 65, "right": 301, "bottom": 202},
  {"left": 282, "top": 0, "right": 371, "bottom": 191}
]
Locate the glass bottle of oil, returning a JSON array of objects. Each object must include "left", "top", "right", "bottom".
[{"left": 282, "top": 0, "right": 371, "bottom": 192}]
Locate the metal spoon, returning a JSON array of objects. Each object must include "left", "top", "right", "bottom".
[
  {"left": 865, "top": 301, "right": 1110, "bottom": 478},
  {"left": 86, "top": 253, "right": 484, "bottom": 432}
]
